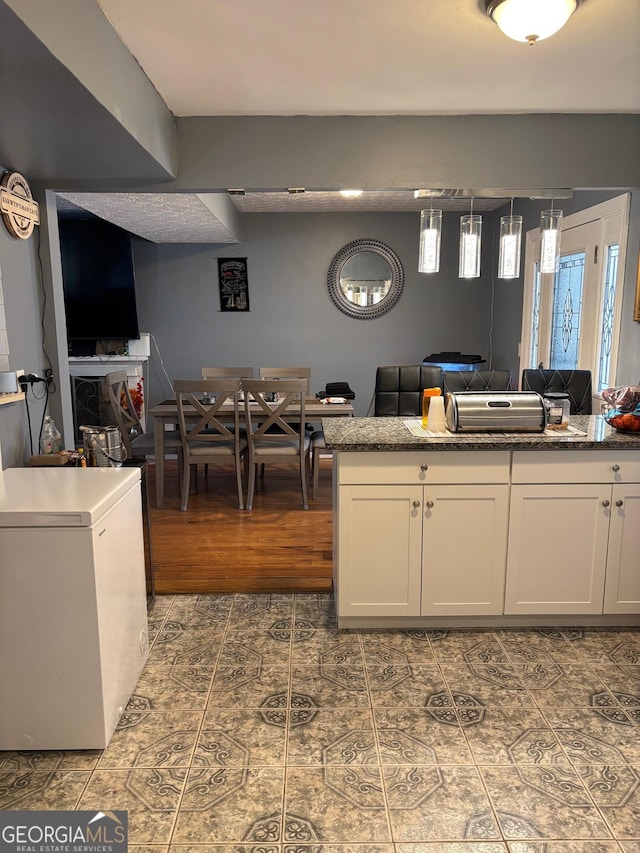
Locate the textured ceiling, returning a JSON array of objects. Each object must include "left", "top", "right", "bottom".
[
  {"left": 229, "top": 191, "right": 510, "bottom": 214},
  {"left": 57, "top": 192, "right": 239, "bottom": 243},
  {"left": 56, "top": 190, "right": 515, "bottom": 243}
]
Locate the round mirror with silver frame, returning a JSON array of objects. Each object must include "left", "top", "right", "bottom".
[{"left": 327, "top": 238, "right": 404, "bottom": 320}]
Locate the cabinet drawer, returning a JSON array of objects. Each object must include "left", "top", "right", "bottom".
[
  {"left": 512, "top": 450, "right": 640, "bottom": 484},
  {"left": 338, "top": 451, "right": 510, "bottom": 485}
]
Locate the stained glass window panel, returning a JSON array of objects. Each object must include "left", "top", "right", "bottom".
[
  {"left": 549, "top": 251, "right": 585, "bottom": 371},
  {"left": 597, "top": 244, "right": 619, "bottom": 391},
  {"left": 529, "top": 263, "right": 541, "bottom": 367}
]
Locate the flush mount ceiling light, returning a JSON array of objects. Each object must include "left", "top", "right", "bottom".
[
  {"left": 485, "top": 0, "right": 580, "bottom": 45},
  {"left": 340, "top": 189, "right": 363, "bottom": 198}
]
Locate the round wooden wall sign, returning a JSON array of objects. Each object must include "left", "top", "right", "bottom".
[{"left": 0, "top": 171, "right": 40, "bottom": 240}]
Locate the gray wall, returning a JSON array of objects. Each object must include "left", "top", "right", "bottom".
[
  {"left": 136, "top": 189, "right": 640, "bottom": 420},
  {"left": 176, "top": 115, "right": 640, "bottom": 192},
  {"left": 134, "top": 211, "right": 500, "bottom": 416},
  {"left": 0, "top": 200, "right": 46, "bottom": 466}
]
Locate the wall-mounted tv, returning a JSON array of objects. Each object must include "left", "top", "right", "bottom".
[{"left": 59, "top": 216, "right": 140, "bottom": 344}]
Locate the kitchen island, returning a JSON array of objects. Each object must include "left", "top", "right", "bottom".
[{"left": 322, "top": 415, "right": 640, "bottom": 629}]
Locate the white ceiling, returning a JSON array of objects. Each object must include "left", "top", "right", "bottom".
[
  {"left": 97, "top": 0, "right": 640, "bottom": 117},
  {"left": 58, "top": 0, "right": 640, "bottom": 241}
]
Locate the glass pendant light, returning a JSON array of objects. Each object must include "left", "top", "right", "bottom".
[
  {"left": 418, "top": 208, "right": 442, "bottom": 274},
  {"left": 459, "top": 199, "right": 482, "bottom": 279},
  {"left": 540, "top": 205, "right": 563, "bottom": 273},
  {"left": 498, "top": 200, "right": 523, "bottom": 278}
]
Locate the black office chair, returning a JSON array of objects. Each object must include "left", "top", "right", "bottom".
[
  {"left": 368, "top": 365, "right": 444, "bottom": 416},
  {"left": 521, "top": 369, "right": 593, "bottom": 414},
  {"left": 443, "top": 369, "right": 512, "bottom": 394}
]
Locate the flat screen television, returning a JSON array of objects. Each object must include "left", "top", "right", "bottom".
[{"left": 59, "top": 216, "right": 140, "bottom": 344}]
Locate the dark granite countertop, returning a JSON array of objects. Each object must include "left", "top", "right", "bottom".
[{"left": 322, "top": 415, "right": 640, "bottom": 452}]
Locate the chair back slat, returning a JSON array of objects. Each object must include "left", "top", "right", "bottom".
[
  {"left": 521, "top": 369, "right": 592, "bottom": 414},
  {"left": 443, "top": 369, "right": 512, "bottom": 394},
  {"left": 259, "top": 367, "right": 311, "bottom": 394},
  {"left": 175, "top": 379, "right": 241, "bottom": 443},
  {"left": 372, "top": 365, "right": 444, "bottom": 417},
  {"left": 202, "top": 366, "right": 254, "bottom": 379},
  {"left": 242, "top": 379, "right": 307, "bottom": 446},
  {"left": 105, "top": 370, "right": 143, "bottom": 456}
]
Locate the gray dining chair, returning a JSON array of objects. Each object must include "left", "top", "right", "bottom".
[
  {"left": 105, "top": 369, "right": 183, "bottom": 469},
  {"left": 174, "top": 378, "right": 247, "bottom": 511},
  {"left": 242, "top": 378, "right": 311, "bottom": 510}
]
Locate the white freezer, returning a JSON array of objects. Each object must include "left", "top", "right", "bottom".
[{"left": 0, "top": 467, "right": 149, "bottom": 750}]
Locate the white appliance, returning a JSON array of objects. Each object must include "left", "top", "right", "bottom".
[{"left": 0, "top": 466, "right": 149, "bottom": 750}]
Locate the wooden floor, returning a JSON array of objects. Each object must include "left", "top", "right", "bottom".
[{"left": 148, "top": 459, "right": 334, "bottom": 594}]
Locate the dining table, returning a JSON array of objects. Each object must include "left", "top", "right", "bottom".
[{"left": 148, "top": 396, "right": 355, "bottom": 507}]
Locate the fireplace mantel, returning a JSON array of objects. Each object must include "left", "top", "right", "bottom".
[{"left": 68, "top": 356, "right": 147, "bottom": 377}]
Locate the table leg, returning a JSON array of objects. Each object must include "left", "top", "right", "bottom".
[{"left": 154, "top": 419, "right": 166, "bottom": 508}]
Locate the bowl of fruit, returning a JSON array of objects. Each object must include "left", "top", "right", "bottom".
[
  {"left": 602, "top": 384, "right": 640, "bottom": 433},
  {"left": 603, "top": 409, "right": 640, "bottom": 433}
]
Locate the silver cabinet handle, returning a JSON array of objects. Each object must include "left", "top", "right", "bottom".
[
  {"left": 612, "top": 464, "right": 620, "bottom": 472},
  {"left": 616, "top": 499, "right": 623, "bottom": 507},
  {"left": 412, "top": 500, "right": 420, "bottom": 509},
  {"left": 602, "top": 499, "right": 610, "bottom": 507},
  {"left": 420, "top": 463, "right": 429, "bottom": 472},
  {"left": 426, "top": 500, "right": 434, "bottom": 508}
]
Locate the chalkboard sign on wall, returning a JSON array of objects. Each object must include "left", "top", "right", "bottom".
[{"left": 218, "top": 258, "right": 250, "bottom": 312}]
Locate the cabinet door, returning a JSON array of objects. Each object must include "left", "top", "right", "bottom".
[
  {"left": 505, "top": 484, "right": 611, "bottom": 614},
  {"left": 604, "top": 484, "right": 640, "bottom": 613},
  {"left": 337, "top": 485, "right": 422, "bottom": 616},
  {"left": 421, "top": 485, "right": 509, "bottom": 616}
]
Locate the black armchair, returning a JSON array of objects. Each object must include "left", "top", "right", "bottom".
[
  {"left": 370, "top": 365, "right": 444, "bottom": 416},
  {"left": 521, "top": 369, "right": 593, "bottom": 414},
  {"left": 443, "top": 369, "right": 512, "bottom": 394}
]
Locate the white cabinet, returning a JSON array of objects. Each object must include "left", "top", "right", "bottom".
[
  {"left": 505, "top": 484, "right": 611, "bottom": 614},
  {"left": 505, "top": 451, "right": 640, "bottom": 616},
  {"left": 335, "top": 451, "right": 510, "bottom": 619},
  {"left": 604, "top": 484, "right": 640, "bottom": 613},
  {"left": 421, "top": 484, "right": 509, "bottom": 616},
  {"left": 337, "top": 484, "right": 422, "bottom": 617}
]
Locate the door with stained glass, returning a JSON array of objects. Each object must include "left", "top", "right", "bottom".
[
  {"left": 520, "top": 195, "right": 629, "bottom": 412},
  {"left": 524, "top": 221, "right": 602, "bottom": 410}
]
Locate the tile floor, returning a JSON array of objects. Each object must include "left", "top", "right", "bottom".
[{"left": 1, "top": 593, "right": 639, "bottom": 852}]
